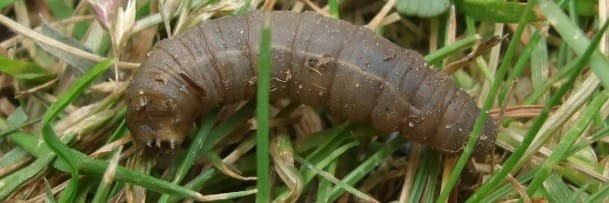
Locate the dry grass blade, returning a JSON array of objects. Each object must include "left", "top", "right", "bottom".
[
  {"left": 366, "top": 0, "right": 396, "bottom": 30},
  {"left": 0, "top": 15, "right": 139, "bottom": 69}
]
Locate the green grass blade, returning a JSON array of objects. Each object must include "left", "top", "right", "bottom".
[
  {"left": 0, "top": 153, "right": 52, "bottom": 200},
  {"left": 298, "top": 122, "right": 351, "bottom": 157},
  {"left": 539, "top": 0, "right": 609, "bottom": 89},
  {"left": 0, "top": 132, "right": 75, "bottom": 200},
  {"left": 44, "top": 0, "right": 73, "bottom": 19},
  {"left": 106, "top": 109, "right": 128, "bottom": 143},
  {"left": 526, "top": 91, "right": 609, "bottom": 196},
  {"left": 524, "top": 19, "right": 609, "bottom": 195},
  {"left": 328, "top": 137, "right": 406, "bottom": 201},
  {"left": 422, "top": 152, "right": 440, "bottom": 203},
  {"left": 302, "top": 139, "right": 359, "bottom": 185},
  {"left": 91, "top": 147, "right": 122, "bottom": 203},
  {"left": 296, "top": 155, "right": 378, "bottom": 202},
  {"left": 315, "top": 161, "right": 336, "bottom": 203},
  {"left": 0, "top": 1, "right": 15, "bottom": 10},
  {"left": 41, "top": 59, "right": 112, "bottom": 202},
  {"left": 0, "top": 148, "right": 28, "bottom": 169},
  {"left": 568, "top": 126, "right": 609, "bottom": 157},
  {"left": 530, "top": 34, "right": 550, "bottom": 103},
  {"left": 524, "top": 58, "right": 578, "bottom": 105},
  {"left": 586, "top": 183, "right": 609, "bottom": 203},
  {"left": 41, "top": 59, "right": 113, "bottom": 128},
  {"left": 44, "top": 178, "right": 57, "bottom": 203},
  {"left": 469, "top": 1, "right": 607, "bottom": 199},
  {"left": 67, "top": 151, "right": 205, "bottom": 199},
  {"left": 497, "top": 30, "right": 541, "bottom": 106},
  {"left": 543, "top": 173, "right": 574, "bottom": 202},
  {"left": 409, "top": 148, "right": 439, "bottom": 202},
  {"left": 11, "top": 130, "right": 205, "bottom": 200},
  {"left": 166, "top": 105, "right": 256, "bottom": 202},
  {"left": 328, "top": 0, "right": 339, "bottom": 18},
  {"left": 458, "top": 1, "right": 537, "bottom": 202},
  {"left": 0, "top": 118, "right": 41, "bottom": 139},
  {"left": 480, "top": 168, "right": 537, "bottom": 202},
  {"left": 567, "top": 184, "right": 589, "bottom": 203},
  {"left": 0, "top": 56, "right": 56, "bottom": 84},
  {"left": 256, "top": 11, "right": 272, "bottom": 203},
  {"left": 158, "top": 110, "right": 218, "bottom": 202},
  {"left": 271, "top": 134, "right": 303, "bottom": 202},
  {"left": 424, "top": 34, "right": 478, "bottom": 64},
  {"left": 199, "top": 103, "right": 255, "bottom": 154}
]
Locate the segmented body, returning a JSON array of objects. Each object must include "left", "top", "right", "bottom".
[{"left": 125, "top": 11, "right": 497, "bottom": 158}]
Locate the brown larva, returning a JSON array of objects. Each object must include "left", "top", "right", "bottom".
[{"left": 125, "top": 11, "right": 497, "bottom": 159}]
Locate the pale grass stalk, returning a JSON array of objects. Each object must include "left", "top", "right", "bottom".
[
  {"left": 300, "top": 0, "right": 329, "bottom": 16},
  {"left": 472, "top": 22, "right": 504, "bottom": 109},
  {"left": 506, "top": 174, "right": 531, "bottom": 203},
  {"left": 498, "top": 124, "right": 609, "bottom": 183},
  {"left": 398, "top": 144, "right": 421, "bottom": 203},
  {"left": 378, "top": 12, "right": 401, "bottom": 27},
  {"left": 600, "top": 0, "right": 609, "bottom": 53},
  {"left": 0, "top": 15, "right": 95, "bottom": 49},
  {"left": 516, "top": 74, "right": 600, "bottom": 171},
  {"left": 159, "top": 0, "right": 180, "bottom": 39},
  {"left": 366, "top": 0, "right": 396, "bottom": 30},
  {"left": 90, "top": 136, "right": 132, "bottom": 158},
  {"left": 0, "top": 15, "right": 139, "bottom": 69}
]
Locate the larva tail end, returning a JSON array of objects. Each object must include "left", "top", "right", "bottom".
[{"left": 472, "top": 117, "right": 498, "bottom": 161}]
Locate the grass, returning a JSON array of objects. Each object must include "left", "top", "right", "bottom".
[
  {"left": 0, "top": 0, "right": 608, "bottom": 202},
  {"left": 255, "top": 9, "right": 272, "bottom": 203}
]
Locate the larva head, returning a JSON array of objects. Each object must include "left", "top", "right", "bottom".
[{"left": 125, "top": 68, "right": 201, "bottom": 152}]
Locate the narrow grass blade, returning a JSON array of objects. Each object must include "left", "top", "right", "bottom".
[
  {"left": 296, "top": 156, "right": 379, "bottom": 203},
  {"left": 497, "top": 31, "right": 542, "bottom": 106},
  {"left": 480, "top": 168, "right": 537, "bottom": 202},
  {"left": 543, "top": 173, "right": 574, "bottom": 202},
  {"left": 0, "top": 1, "right": 15, "bottom": 10},
  {"left": 0, "top": 133, "right": 74, "bottom": 200},
  {"left": 158, "top": 110, "right": 218, "bottom": 202},
  {"left": 0, "top": 56, "right": 56, "bottom": 84},
  {"left": 44, "top": 178, "right": 57, "bottom": 203},
  {"left": 328, "top": 137, "right": 406, "bottom": 202},
  {"left": 256, "top": 11, "right": 272, "bottom": 203},
  {"left": 41, "top": 59, "right": 112, "bottom": 203},
  {"left": 453, "top": 1, "right": 537, "bottom": 202},
  {"left": 526, "top": 91, "right": 609, "bottom": 195},
  {"left": 424, "top": 34, "right": 478, "bottom": 64},
  {"left": 328, "top": 0, "right": 339, "bottom": 18},
  {"left": 315, "top": 161, "right": 336, "bottom": 203},
  {"left": 586, "top": 183, "right": 609, "bottom": 203},
  {"left": 271, "top": 134, "right": 303, "bottom": 202},
  {"left": 91, "top": 147, "right": 122, "bottom": 203},
  {"left": 539, "top": 0, "right": 609, "bottom": 89}
]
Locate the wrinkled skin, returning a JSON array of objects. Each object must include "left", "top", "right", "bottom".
[{"left": 125, "top": 11, "right": 497, "bottom": 159}]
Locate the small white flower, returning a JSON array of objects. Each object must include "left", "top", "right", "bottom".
[
  {"left": 88, "top": 0, "right": 135, "bottom": 49},
  {"left": 111, "top": 0, "right": 136, "bottom": 49}
]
